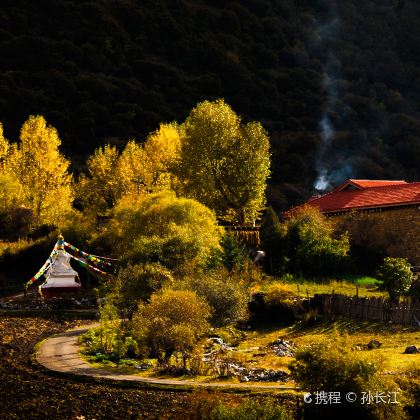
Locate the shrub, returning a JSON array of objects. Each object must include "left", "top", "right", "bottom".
[
  {"left": 264, "top": 283, "right": 299, "bottom": 307},
  {"left": 60, "top": 210, "right": 96, "bottom": 246},
  {"left": 249, "top": 283, "right": 301, "bottom": 325},
  {"left": 290, "top": 334, "right": 408, "bottom": 419},
  {"left": 79, "top": 326, "right": 138, "bottom": 363},
  {"left": 177, "top": 269, "right": 249, "bottom": 326},
  {"left": 125, "top": 235, "right": 202, "bottom": 269},
  {"left": 132, "top": 289, "right": 211, "bottom": 366},
  {"left": 0, "top": 206, "right": 34, "bottom": 241},
  {"left": 209, "top": 398, "right": 291, "bottom": 420},
  {"left": 114, "top": 263, "right": 173, "bottom": 319},
  {"left": 377, "top": 257, "right": 413, "bottom": 302},
  {"left": 408, "top": 278, "right": 420, "bottom": 299},
  {"left": 184, "top": 391, "right": 291, "bottom": 420},
  {"left": 284, "top": 206, "right": 350, "bottom": 276},
  {"left": 96, "top": 192, "right": 223, "bottom": 270},
  {"left": 79, "top": 300, "right": 139, "bottom": 363}
]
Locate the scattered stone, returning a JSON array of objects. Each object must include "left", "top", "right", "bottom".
[
  {"left": 269, "top": 338, "right": 297, "bottom": 357},
  {"left": 208, "top": 337, "right": 224, "bottom": 345},
  {"left": 135, "top": 362, "right": 152, "bottom": 370},
  {"left": 238, "top": 368, "right": 290, "bottom": 383},
  {"left": 206, "top": 337, "right": 234, "bottom": 351},
  {"left": 367, "top": 339, "right": 382, "bottom": 349},
  {"left": 404, "top": 345, "right": 420, "bottom": 354}
]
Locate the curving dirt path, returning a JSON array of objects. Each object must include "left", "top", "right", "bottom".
[{"left": 36, "top": 324, "right": 295, "bottom": 391}]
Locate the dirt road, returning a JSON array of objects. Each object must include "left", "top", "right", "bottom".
[{"left": 36, "top": 324, "right": 295, "bottom": 390}]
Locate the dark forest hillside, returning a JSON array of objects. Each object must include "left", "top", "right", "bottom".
[{"left": 0, "top": 0, "right": 419, "bottom": 210}]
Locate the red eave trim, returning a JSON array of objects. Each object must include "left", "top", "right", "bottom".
[{"left": 323, "top": 201, "right": 420, "bottom": 214}]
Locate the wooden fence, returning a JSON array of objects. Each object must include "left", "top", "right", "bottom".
[
  {"left": 224, "top": 226, "right": 260, "bottom": 247},
  {"left": 312, "top": 294, "right": 420, "bottom": 326}
]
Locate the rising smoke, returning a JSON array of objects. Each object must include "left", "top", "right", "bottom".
[
  {"left": 313, "top": 8, "right": 352, "bottom": 192},
  {"left": 314, "top": 74, "right": 336, "bottom": 191}
]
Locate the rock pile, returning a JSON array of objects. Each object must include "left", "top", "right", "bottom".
[
  {"left": 206, "top": 337, "right": 234, "bottom": 351},
  {"left": 202, "top": 337, "right": 290, "bottom": 382},
  {"left": 238, "top": 367, "right": 290, "bottom": 383},
  {"left": 270, "top": 338, "right": 297, "bottom": 357}
]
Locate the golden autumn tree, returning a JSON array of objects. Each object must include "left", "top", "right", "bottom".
[
  {"left": 78, "top": 144, "right": 122, "bottom": 211},
  {"left": 116, "top": 140, "right": 145, "bottom": 196},
  {"left": 80, "top": 124, "right": 181, "bottom": 213},
  {"left": 0, "top": 123, "right": 9, "bottom": 165},
  {"left": 142, "top": 123, "right": 181, "bottom": 190},
  {"left": 117, "top": 123, "right": 181, "bottom": 195},
  {"left": 176, "top": 99, "right": 271, "bottom": 225},
  {"left": 0, "top": 122, "right": 26, "bottom": 215},
  {"left": 78, "top": 143, "right": 137, "bottom": 213},
  {"left": 11, "top": 115, "right": 73, "bottom": 226}
]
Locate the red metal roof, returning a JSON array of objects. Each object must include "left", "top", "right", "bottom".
[
  {"left": 336, "top": 179, "right": 408, "bottom": 191},
  {"left": 287, "top": 180, "right": 420, "bottom": 215}
]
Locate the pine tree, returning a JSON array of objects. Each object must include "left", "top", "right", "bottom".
[{"left": 259, "top": 206, "right": 287, "bottom": 274}]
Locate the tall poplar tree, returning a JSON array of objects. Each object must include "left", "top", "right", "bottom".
[
  {"left": 12, "top": 115, "right": 73, "bottom": 226},
  {"left": 117, "top": 123, "right": 181, "bottom": 195},
  {"left": 0, "top": 123, "right": 9, "bottom": 165},
  {"left": 142, "top": 123, "right": 181, "bottom": 190},
  {"left": 81, "top": 144, "right": 122, "bottom": 210},
  {"left": 0, "top": 122, "right": 25, "bottom": 215},
  {"left": 177, "top": 99, "right": 271, "bottom": 225},
  {"left": 80, "top": 124, "right": 181, "bottom": 212}
]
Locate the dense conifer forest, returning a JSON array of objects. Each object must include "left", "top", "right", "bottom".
[{"left": 0, "top": 0, "right": 419, "bottom": 209}]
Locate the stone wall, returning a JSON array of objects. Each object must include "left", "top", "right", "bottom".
[{"left": 330, "top": 206, "right": 420, "bottom": 265}]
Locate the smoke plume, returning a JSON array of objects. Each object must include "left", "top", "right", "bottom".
[{"left": 313, "top": 10, "right": 351, "bottom": 192}]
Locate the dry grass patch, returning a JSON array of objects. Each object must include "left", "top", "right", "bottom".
[{"left": 262, "top": 279, "right": 386, "bottom": 299}]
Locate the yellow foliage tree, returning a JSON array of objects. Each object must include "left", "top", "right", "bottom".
[
  {"left": 177, "top": 99, "right": 271, "bottom": 225},
  {"left": 95, "top": 191, "right": 223, "bottom": 269},
  {"left": 142, "top": 123, "right": 181, "bottom": 190},
  {"left": 80, "top": 144, "right": 122, "bottom": 211},
  {"left": 133, "top": 289, "right": 211, "bottom": 365},
  {"left": 10, "top": 115, "right": 73, "bottom": 226},
  {"left": 116, "top": 140, "right": 145, "bottom": 196},
  {"left": 0, "top": 123, "right": 10, "bottom": 165},
  {"left": 0, "top": 122, "right": 29, "bottom": 239},
  {"left": 80, "top": 124, "right": 181, "bottom": 212},
  {"left": 0, "top": 172, "right": 25, "bottom": 213}
]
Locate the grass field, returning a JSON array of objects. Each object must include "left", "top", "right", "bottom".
[
  {"left": 82, "top": 317, "right": 420, "bottom": 386},
  {"left": 236, "top": 319, "right": 420, "bottom": 374},
  {"left": 260, "top": 276, "right": 386, "bottom": 299}
]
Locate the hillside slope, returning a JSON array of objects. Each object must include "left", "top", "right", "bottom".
[{"left": 0, "top": 0, "right": 419, "bottom": 209}]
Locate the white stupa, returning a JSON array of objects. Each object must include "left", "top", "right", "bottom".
[{"left": 41, "top": 247, "right": 81, "bottom": 298}]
